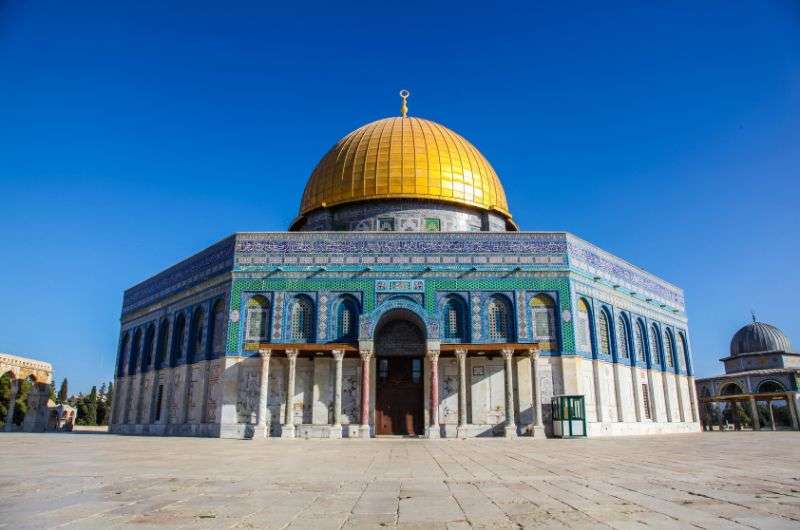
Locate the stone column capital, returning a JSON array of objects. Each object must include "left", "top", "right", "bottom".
[
  {"left": 332, "top": 349, "right": 346, "bottom": 361},
  {"left": 258, "top": 349, "right": 272, "bottom": 360},
  {"left": 359, "top": 349, "right": 373, "bottom": 361},
  {"left": 454, "top": 348, "right": 468, "bottom": 360},
  {"left": 528, "top": 347, "right": 540, "bottom": 359},
  {"left": 285, "top": 349, "right": 299, "bottom": 359},
  {"left": 427, "top": 349, "right": 440, "bottom": 361},
  {"left": 501, "top": 348, "right": 515, "bottom": 360}
]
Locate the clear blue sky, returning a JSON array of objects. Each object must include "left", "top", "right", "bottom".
[{"left": 1, "top": 2, "right": 798, "bottom": 392}]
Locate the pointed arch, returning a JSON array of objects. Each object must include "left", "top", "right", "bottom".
[
  {"left": 649, "top": 323, "right": 662, "bottom": 366},
  {"left": 333, "top": 295, "right": 359, "bottom": 342},
  {"left": 634, "top": 319, "right": 646, "bottom": 363},
  {"left": 116, "top": 331, "right": 130, "bottom": 378},
  {"left": 155, "top": 318, "right": 169, "bottom": 369},
  {"left": 142, "top": 323, "right": 156, "bottom": 371},
  {"left": 442, "top": 294, "right": 468, "bottom": 341},
  {"left": 209, "top": 299, "right": 228, "bottom": 358},
  {"left": 664, "top": 328, "right": 676, "bottom": 369},
  {"left": 245, "top": 295, "right": 270, "bottom": 342},
  {"left": 188, "top": 307, "right": 205, "bottom": 363},
  {"left": 487, "top": 294, "right": 514, "bottom": 342},
  {"left": 128, "top": 329, "right": 142, "bottom": 376},
  {"left": 616, "top": 313, "right": 631, "bottom": 360},
  {"left": 597, "top": 308, "right": 612, "bottom": 356},
  {"left": 676, "top": 331, "right": 689, "bottom": 371},
  {"left": 289, "top": 295, "right": 315, "bottom": 342},
  {"left": 575, "top": 298, "right": 593, "bottom": 354},
  {"left": 531, "top": 293, "right": 556, "bottom": 342},
  {"left": 170, "top": 313, "right": 186, "bottom": 367}
]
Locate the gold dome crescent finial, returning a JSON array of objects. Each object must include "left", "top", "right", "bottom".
[{"left": 399, "top": 89, "right": 410, "bottom": 117}]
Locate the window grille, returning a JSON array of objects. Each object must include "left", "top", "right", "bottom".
[
  {"left": 635, "top": 322, "right": 646, "bottom": 362},
  {"left": 598, "top": 311, "right": 611, "bottom": 355},
  {"left": 617, "top": 317, "right": 630, "bottom": 359},
  {"left": 650, "top": 325, "right": 661, "bottom": 365},
  {"left": 155, "top": 385, "right": 164, "bottom": 421},
  {"left": 676, "top": 333, "right": 687, "bottom": 369},
  {"left": 291, "top": 298, "right": 313, "bottom": 340},
  {"left": 576, "top": 301, "right": 591, "bottom": 352},
  {"left": 488, "top": 298, "right": 509, "bottom": 340},
  {"left": 444, "top": 298, "right": 464, "bottom": 339},
  {"left": 246, "top": 298, "right": 269, "bottom": 341},
  {"left": 641, "top": 383, "right": 651, "bottom": 419},
  {"left": 664, "top": 332, "right": 675, "bottom": 368}
]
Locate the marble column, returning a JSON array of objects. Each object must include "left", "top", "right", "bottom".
[
  {"left": 748, "top": 396, "right": 760, "bottom": 430},
  {"left": 455, "top": 349, "right": 468, "bottom": 438},
  {"left": 787, "top": 392, "right": 799, "bottom": 430},
  {"left": 281, "top": 349, "right": 298, "bottom": 438},
  {"left": 255, "top": 349, "right": 272, "bottom": 438},
  {"left": 630, "top": 365, "right": 643, "bottom": 422},
  {"left": 359, "top": 349, "right": 372, "bottom": 438},
  {"left": 645, "top": 369, "right": 659, "bottom": 422},
  {"left": 3, "top": 379, "right": 18, "bottom": 431},
  {"left": 502, "top": 348, "right": 517, "bottom": 438},
  {"left": 592, "top": 359, "right": 605, "bottom": 423},
  {"left": 768, "top": 400, "right": 776, "bottom": 431},
  {"left": 530, "top": 349, "right": 545, "bottom": 436},
  {"left": 426, "top": 349, "right": 441, "bottom": 438},
  {"left": 330, "top": 349, "right": 345, "bottom": 439}
]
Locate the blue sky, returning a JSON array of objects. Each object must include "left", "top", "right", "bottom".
[{"left": 1, "top": 2, "right": 798, "bottom": 392}]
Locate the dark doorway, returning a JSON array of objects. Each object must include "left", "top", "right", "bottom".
[
  {"left": 376, "top": 357, "right": 424, "bottom": 435},
  {"left": 373, "top": 310, "right": 426, "bottom": 436}
]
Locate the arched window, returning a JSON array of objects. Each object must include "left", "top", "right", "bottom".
[
  {"left": 245, "top": 296, "right": 270, "bottom": 341},
  {"left": 170, "top": 313, "right": 186, "bottom": 367},
  {"left": 532, "top": 294, "right": 556, "bottom": 341},
  {"left": 634, "top": 320, "right": 646, "bottom": 363},
  {"left": 677, "top": 332, "right": 688, "bottom": 370},
  {"left": 575, "top": 298, "right": 592, "bottom": 352},
  {"left": 128, "top": 329, "right": 142, "bottom": 376},
  {"left": 617, "top": 315, "right": 630, "bottom": 359},
  {"left": 210, "top": 299, "right": 227, "bottom": 357},
  {"left": 117, "top": 332, "right": 130, "bottom": 377},
  {"left": 155, "top": 319, "right": 169, "bottom": 369},
  {"left": 758, "top": 380, "right": 785, "bottom": 393},
  {"left": 664, "top": 330, "right": 675, "bottom": 368},
  {"left": 649, "top": 324, "right": 662, "bottom": 366},
  {"left": 336, "top": 297, "right": 359, "bottom": 341},
  {"left": 290, "top": 296, "right": 314, "bottom": 341},
  {"left": 597, "top": 310, "right": 611, "bottom": 356},
  {"left": 142, "top": 324, "right": 156, "bottom": 370},
  {"left": 442, "top": 295, "right": 467, "bottom": 341},
  {"left": 188, "top": 308, "right": 204, "bottom": 363},
  {"left": 720, "top": 383, "right": 743, "bottom": 396},
  {"left": 487, "top": 295, "right": 512, "bottom": 341}
]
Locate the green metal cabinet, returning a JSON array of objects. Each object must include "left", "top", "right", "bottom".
[{"left": 551, "top": 394, "right": 587, "bottom": 437}]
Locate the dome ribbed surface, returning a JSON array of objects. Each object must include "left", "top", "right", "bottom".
[
  {"left": 299, "top": 117, "right": 511, "bottom": 218},
  {"left": 730, "top": 322, "right": 791, "bottom": 356}
]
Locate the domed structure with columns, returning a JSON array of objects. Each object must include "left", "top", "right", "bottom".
[
  {"left": 110, "top": 93, "right": 700, "bottom": 439},
  {"left": 696, "top": 318, "right": 800, "bottom": 431}
]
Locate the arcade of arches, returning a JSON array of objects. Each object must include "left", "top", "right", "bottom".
[{"left": 0, "top": 353, "right": 53, "bottom": 432}]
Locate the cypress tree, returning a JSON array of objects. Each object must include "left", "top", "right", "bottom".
[{"left": 58, "top": 378, "right": 68, "bottom": 404}]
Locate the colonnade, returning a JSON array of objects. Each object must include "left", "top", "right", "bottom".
[
  {"left": 252, "top": 347, "right": 546, "bottom": 438},
  {"left": 700, "top": 391, "right": 800, "bottom": 432}
]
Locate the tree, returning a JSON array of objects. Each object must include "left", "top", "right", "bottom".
[
  {"left": 107, "top": 381, "right": 114, "bottom": 413},
  {"left": 49, "top": 381, "right": 56, "bottom": 402},
  {"left": 58, "top": 378, "right": 68, "bottom": 404}
]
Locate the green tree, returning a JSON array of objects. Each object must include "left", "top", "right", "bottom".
[
  {"left": 0, "top": 373, "right": 11, "bottom": 427},
  {"left": 49, "top": 381, "right": 56, "bottom": 402},
  {"left": 58, "top": 378, "right": 68, "bottom": 404},
  {"left": 12, "top": 378, "right": 32, "bottom": 426}
]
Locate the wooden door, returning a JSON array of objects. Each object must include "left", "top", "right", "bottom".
[{"left": 375, "top": 357, "right": 424, "bottom": 435}]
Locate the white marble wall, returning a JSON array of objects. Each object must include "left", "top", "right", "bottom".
[{"left": 111, "top": 354, "right": 700, "bottom": 438}]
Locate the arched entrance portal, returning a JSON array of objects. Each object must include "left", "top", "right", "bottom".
[{"left": 374, "top": 309, "right": 426, "bottom": 436}]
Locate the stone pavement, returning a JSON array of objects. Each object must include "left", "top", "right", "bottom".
[{"left": 1, "top": 432, "right": 799, "bottom": 529}]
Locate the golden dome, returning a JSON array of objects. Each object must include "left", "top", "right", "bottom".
[{"left": 298, "top": 116, "right": 511, "bottom": 220}]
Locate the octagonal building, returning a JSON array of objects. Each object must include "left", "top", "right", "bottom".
[{"left": 110, "top": 101, "right": 701, "bottom": 438}]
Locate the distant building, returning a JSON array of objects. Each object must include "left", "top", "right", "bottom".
[
  {"left": 0, "top": 353, "right": 53, "bottom": 432},
  {"left": 695, "top": 320, "right": 799, "bottom": 430},
  {"left": 110, "top": 94, "right": 700, "bottom": 439}
]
